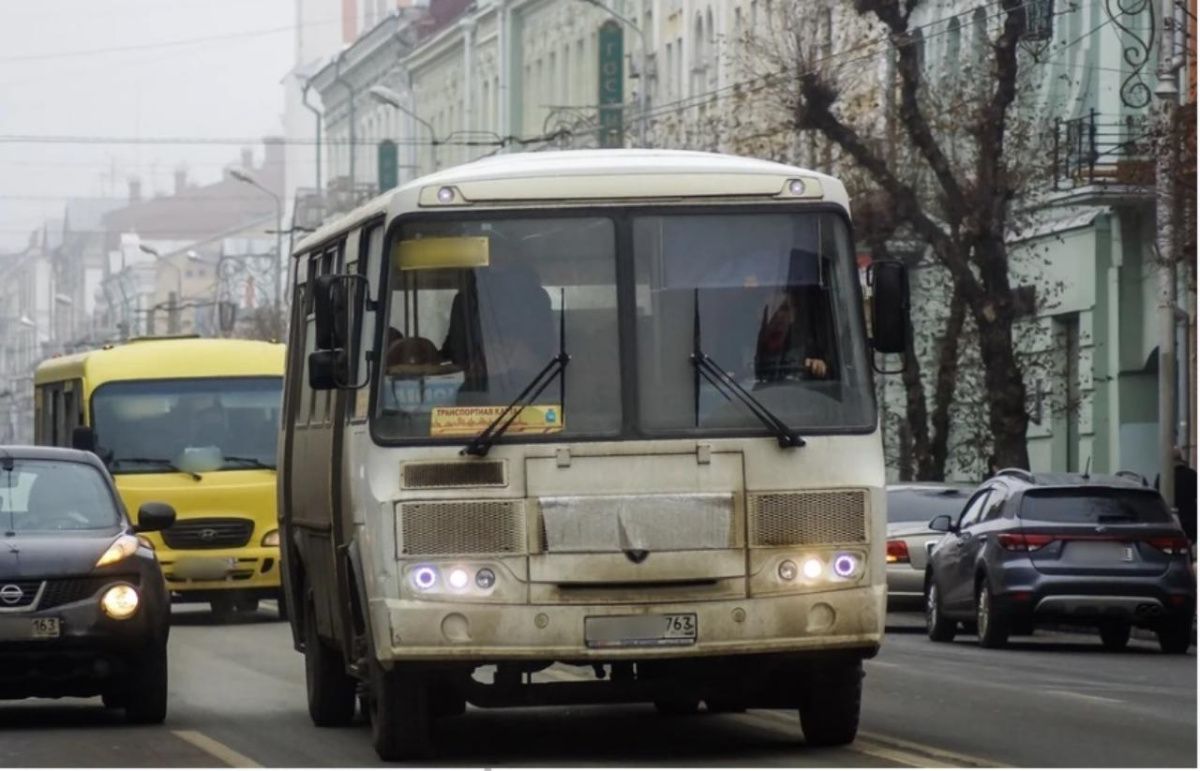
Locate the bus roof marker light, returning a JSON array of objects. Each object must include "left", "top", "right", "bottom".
[
  {"left": 437, "top": 186, "right": 456, "bottom": 204},
  {"left": 833, "top": 554, "right": 858, "bottom": 578},
  {"left": 788, "top": 179, "right": 806, "bottom": 196},
  {"left": 448, "top": 568, "right": 470, "bottom": 591},
  {"left": 412, "top": 566, "right": 438, "bottom": 591},
  {"left": 802, "top": 558, "right": 823, "bottom": 580}
]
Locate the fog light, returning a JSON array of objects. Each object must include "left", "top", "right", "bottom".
[
  {"left": 778, "top": 560, "right": 798, "bottom": 581},
  {"left": 448, "top": 568, "right": 470, "bottom": 590},
  {"left": 100, "top": 584, "right": 140, "bottom": 620},
  {"left": 802, "top": 558, "right": 823, "bottom": 579},
  {"left": 788, "top": 179, "right": 807, "bottom": 195},
  {"left": 475, "top": 568, "right": 496, "bottom": 589},
  {"left": 412, "top": 566, "right": 438, "bottom": 591},
  {"left": 436, "top": 186, "right": 456, "bottom": 203},
  {"left": 261, "top": 529, "right": 280, "bottom": 547},
  {"left": 833, "top": 553, "right": 858, "bottom": 578}
]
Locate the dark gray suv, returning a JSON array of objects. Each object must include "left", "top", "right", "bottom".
[{"left": 923, "top": 469, "right": 1195, "bottom": 653}]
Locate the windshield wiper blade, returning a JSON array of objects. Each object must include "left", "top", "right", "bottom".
[
  {"left": 462, "top": 288, "right": 570, "bottom": 458},
  {"left": 690, "top": 289, "right": 805, "bottom": 449},
  {"left": 461, "top": 353, "right": 569, "bottom": 457},
  {"left": 112, "top": 457, "right": 202, "bottom": 481},
  {"left": 221, "top": 455, "right": 276, "bottom": 470}
]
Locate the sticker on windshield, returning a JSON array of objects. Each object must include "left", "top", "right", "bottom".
[{"left": 430, "top": 405, "right": 563, "bottom": 437}]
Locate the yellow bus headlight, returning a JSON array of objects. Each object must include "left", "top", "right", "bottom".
[
  {"left": 100, "top": 584, "right": 140, "bottom": 620},
  {"left": 261, "top": 529, "right": 280, "bottom": 547}
]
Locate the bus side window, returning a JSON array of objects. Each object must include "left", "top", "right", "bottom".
[{"left": 353, "top": 223, "right": 384, "bottom": 422}]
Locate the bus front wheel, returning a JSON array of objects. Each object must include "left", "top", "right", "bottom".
[
  {"left": 797, "top": 659, "right": 862, "bottom": 747},
  {"left": 368, "top": 662, "right": 433, "bottom": 761},
  {"left": 304, "top": 598, "right": 357, "bottom": 727}
]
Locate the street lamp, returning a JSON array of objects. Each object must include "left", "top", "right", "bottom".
[
  {"left": 230, "top": 168, "right": 283, "bottom": 321},
  {"left": 574, "top": 0, "right": 650, "bottom": 147},
  {"left": 368, "top": 84, "right": 440, "bottom": 172}
]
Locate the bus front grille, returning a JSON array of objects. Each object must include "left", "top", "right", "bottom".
[
  {"left": 402, "top": 461, "right": 506, "bottom": 489},
  {"left": 162, "top": 518, "right": 255, "bottom": 550},
  {"left": 748, "top": 490, "right": 867, "bottom": 546},
  {"left": 399, "top": 500, "right": 525, "bottom": 556}
]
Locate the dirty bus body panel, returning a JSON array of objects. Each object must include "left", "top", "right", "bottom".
[{"left": 280, "top": 150, "right": 907, "bottom": 760}]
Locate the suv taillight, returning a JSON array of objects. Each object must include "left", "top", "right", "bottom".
[
  {"left": 997, "top": 533, "right": 1055, "bottom": 551},
  {"left": 1145, "top": 536, "right": 1191, "bottom": 556},
  {"left": 886, "top": 539, "right": 910, "bottom": 564}
]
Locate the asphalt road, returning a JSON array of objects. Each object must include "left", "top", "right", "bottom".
[{"left": 1, "top": 606, "right": 1195, "bottom": 768}]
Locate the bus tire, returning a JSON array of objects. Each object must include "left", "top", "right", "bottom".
[
  {"left": 123, "top": 642, "right": 168, "bottom": 725},
  {"left": 368, "top": 662, "right": 433, "bottom": 761},
  {"left": 798, "top": 659, "right": 861, "bottom": 747},
  {"left": 654, "top": 697, "right": 700, "bottom": 716},
  {"left": 304, "top": 599, "right": 357, "bottom": 727}
]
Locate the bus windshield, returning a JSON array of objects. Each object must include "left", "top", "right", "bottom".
[
  {"left": 372, "top": 210, "right": 873, "bottom": 443},
  {"left": 92, "top": 377, "right": 282, "bottom": 474}
]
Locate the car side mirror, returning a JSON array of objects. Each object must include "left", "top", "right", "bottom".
[
  {"left": 135, "top": 502, "right": 176, "bottom": 532},
  {"left": 868, "top": 259, "right": 909, "bottom": 354},
  {"left": 928, "top": 514, "right": 954, "bottom": 533},
  {"left": 71, "top": 426, "right": 96, "bottom": 453}
]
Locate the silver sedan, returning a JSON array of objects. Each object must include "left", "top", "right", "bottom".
[{"left": 886, "top": 485, "right": 972, "bottom": 602}]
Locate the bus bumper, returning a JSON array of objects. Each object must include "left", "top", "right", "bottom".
[
  {"left": 371, "top": 584, "right": 884, "bottom": 662},
  {"left": 158, "top": 546, "right": 282, "bottom": 596}
]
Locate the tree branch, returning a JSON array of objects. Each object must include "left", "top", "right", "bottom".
[
  {"left": 974, "top": 0, "right": 1027, "bottom": 236},
  {"left": 858, "top": 0, "right": 967, "bottom": 226}
]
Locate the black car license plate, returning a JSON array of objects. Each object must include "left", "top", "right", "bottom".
[{"left": 0, "top": 617, "right": 60, "bottom": 641}]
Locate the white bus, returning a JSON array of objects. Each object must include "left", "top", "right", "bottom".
[{"left": 279, "top": 150, "right": 909, "bottom": 760}]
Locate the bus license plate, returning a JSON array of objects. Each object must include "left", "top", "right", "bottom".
[
  {"left": 584, "top": 613, "right": 697, "bottom": 648},
  {"left": 31, "top": 618, "right": 61, "bottom": 639}
]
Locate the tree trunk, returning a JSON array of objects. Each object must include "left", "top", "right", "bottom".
[{"left": 927, "top": 286, "right": 967, "bottom": 479}]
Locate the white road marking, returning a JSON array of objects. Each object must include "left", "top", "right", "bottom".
[
  {"left": 853, "top": 739, "right": 956, "bottom": 768},
  {"left": 1044, "top": 689, "right": 1124, "bottom": 705},
  {"left": 857, "top": 731, "right": 1004, "bottom": 768},
  {"left": 172, "top": 730, "right": 262, "bottom": 768}
]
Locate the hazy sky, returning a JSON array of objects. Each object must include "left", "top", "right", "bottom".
[{"left": 0, "top": 0, "right": 319, "bottom": 251}]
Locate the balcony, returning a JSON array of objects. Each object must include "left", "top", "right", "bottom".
[{"left": 1052, "top": 110, "right": 1154, "bottom": 195}]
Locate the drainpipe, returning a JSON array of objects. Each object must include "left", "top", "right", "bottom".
[
  {"left": 462, "top": 16, "right": 477, "bottom": 164},
  {"left": 498, "top": 0, "right": 511, "bottom": 148},
  {"left": 334, "top": 51, "right": 357, "bottom": 188},
  {"left": 301, "top": 77, "right": 323, "bottom": 194}
]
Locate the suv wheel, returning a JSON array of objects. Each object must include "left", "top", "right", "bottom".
[
  {"left": 1157, "top": 618, "right": 1193, "bottom": 655},
  {"left": 976, "top": 583, "right": 1009, "bottom": 649},
  {"left": 925, "top": 580, "right": 956, "bottom": 642},
  {"left": 1098, "top": 622, "right": 1131, "bottom": 651},
  {"left": 124, "top": 642, "right": 168, "bottom": 724}
]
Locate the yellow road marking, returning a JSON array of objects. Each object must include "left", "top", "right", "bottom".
[{"left": 172, "top": 730, "right": 262, "bottom": 768}]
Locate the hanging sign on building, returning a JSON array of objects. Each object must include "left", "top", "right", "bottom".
[
  {"left": 378, "top": 140, "right": 399, "bottom": 192},
  {"left": 597, "top": 19, "right": 624, "bottom": 148}
]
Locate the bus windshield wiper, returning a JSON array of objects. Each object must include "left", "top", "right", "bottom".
[
  {"left": 221, "top": 455, "right": 276, "bottom": 471},
  {"left": 462, "top": 289, "right": 569, "bottom": 458},
  {"left": 690, "top": 289, "right": 805, "bottom": 449},
  {"left": 111, "top": 457, "right": 202, "bottom": 481}
]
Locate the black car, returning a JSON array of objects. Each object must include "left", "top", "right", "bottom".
[
  {"left": 0, "top": 446, "right": 176, "bottom": 722},
  {"left": 923, "top": 468, "right": 1195, "bottom": 653}
]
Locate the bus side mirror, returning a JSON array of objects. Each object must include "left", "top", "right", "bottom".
[
  {"left": 308, "top": 350, "right": 345, "bottom": 391},
  {"left": 868, "top": 259, "right": 909, "bottom": 354},
  {"left": 72, "top": 426, "right": 96, "bottom": 453},
  {"left": 313, "top": 274, "right": 367, "bottom": 352},
  {"left": 313, "top": 275, "right": 342, "bottom": 350}
]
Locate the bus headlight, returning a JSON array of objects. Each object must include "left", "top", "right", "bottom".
[
  {"left": 261, "top": 529, "right": 280, "bottom": 547},
  {"left": 778, "top": 560, "right": 798, "bottom": 581},
  {"left": 475, "top": 568, "right": 496, "bottom": 589},
  {"left": 100, "top": 584, "right": 140, "bottom": 620},
  {"left": 802, "top": 558, "right": 824, "bottom": 580},
  {"left": 411, "top": 565, "right": 439, "bottom": 591},
  {"left": 447, "top": 568, "right": 470, "bottom": 591},
  {"left": 833, "top": 553, "right": 859, "bottom": 578}
]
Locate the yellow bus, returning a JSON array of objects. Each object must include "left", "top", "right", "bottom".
[{"left": 33, "top": 336, "right": 287, "bottom": 622}]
